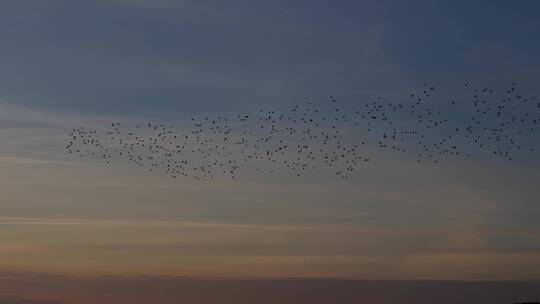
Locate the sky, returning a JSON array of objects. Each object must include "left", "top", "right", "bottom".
[{"left": 1, "top": 0, "right": 540, "bottom": 302}]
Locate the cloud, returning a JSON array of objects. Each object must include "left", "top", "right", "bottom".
[
  {"left": 0, "top": 0, "right": 396, "bottom": 116},
  {"left": 0, "top": 156, "right": 76, "bottom": 166},
  {"left": 0, "top": 0, "right": 538, "bottom": 283},
  {"left": 0, "top": 215, "right": 539, "bottom": 280},
  {"left": 0, "top": 98, "right": 538, "bottom": 280}
]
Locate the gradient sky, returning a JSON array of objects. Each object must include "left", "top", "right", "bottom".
[{"left": 1, "top": 0, "right": 540, "bottom": 287}]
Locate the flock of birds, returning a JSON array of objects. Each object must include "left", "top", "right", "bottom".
[{"left": 66, "top": 83, "right": 539, "bottom": 181}]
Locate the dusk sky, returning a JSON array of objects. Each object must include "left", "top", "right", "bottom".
[{"left": 1, "top": 1, "right": 540, "bottom": 303}]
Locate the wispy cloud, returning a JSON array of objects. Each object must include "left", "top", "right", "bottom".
[{"left": 0, "top": 0, "right": 539, "bottom": 283}]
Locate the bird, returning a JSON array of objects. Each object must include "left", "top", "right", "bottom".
[{"left": 66, "top": 81, "right": 539, "bottom": 182}]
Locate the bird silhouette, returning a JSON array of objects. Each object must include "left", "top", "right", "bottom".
[{"left": 66, "top": 82, "right": 539, "bottom": 181}]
